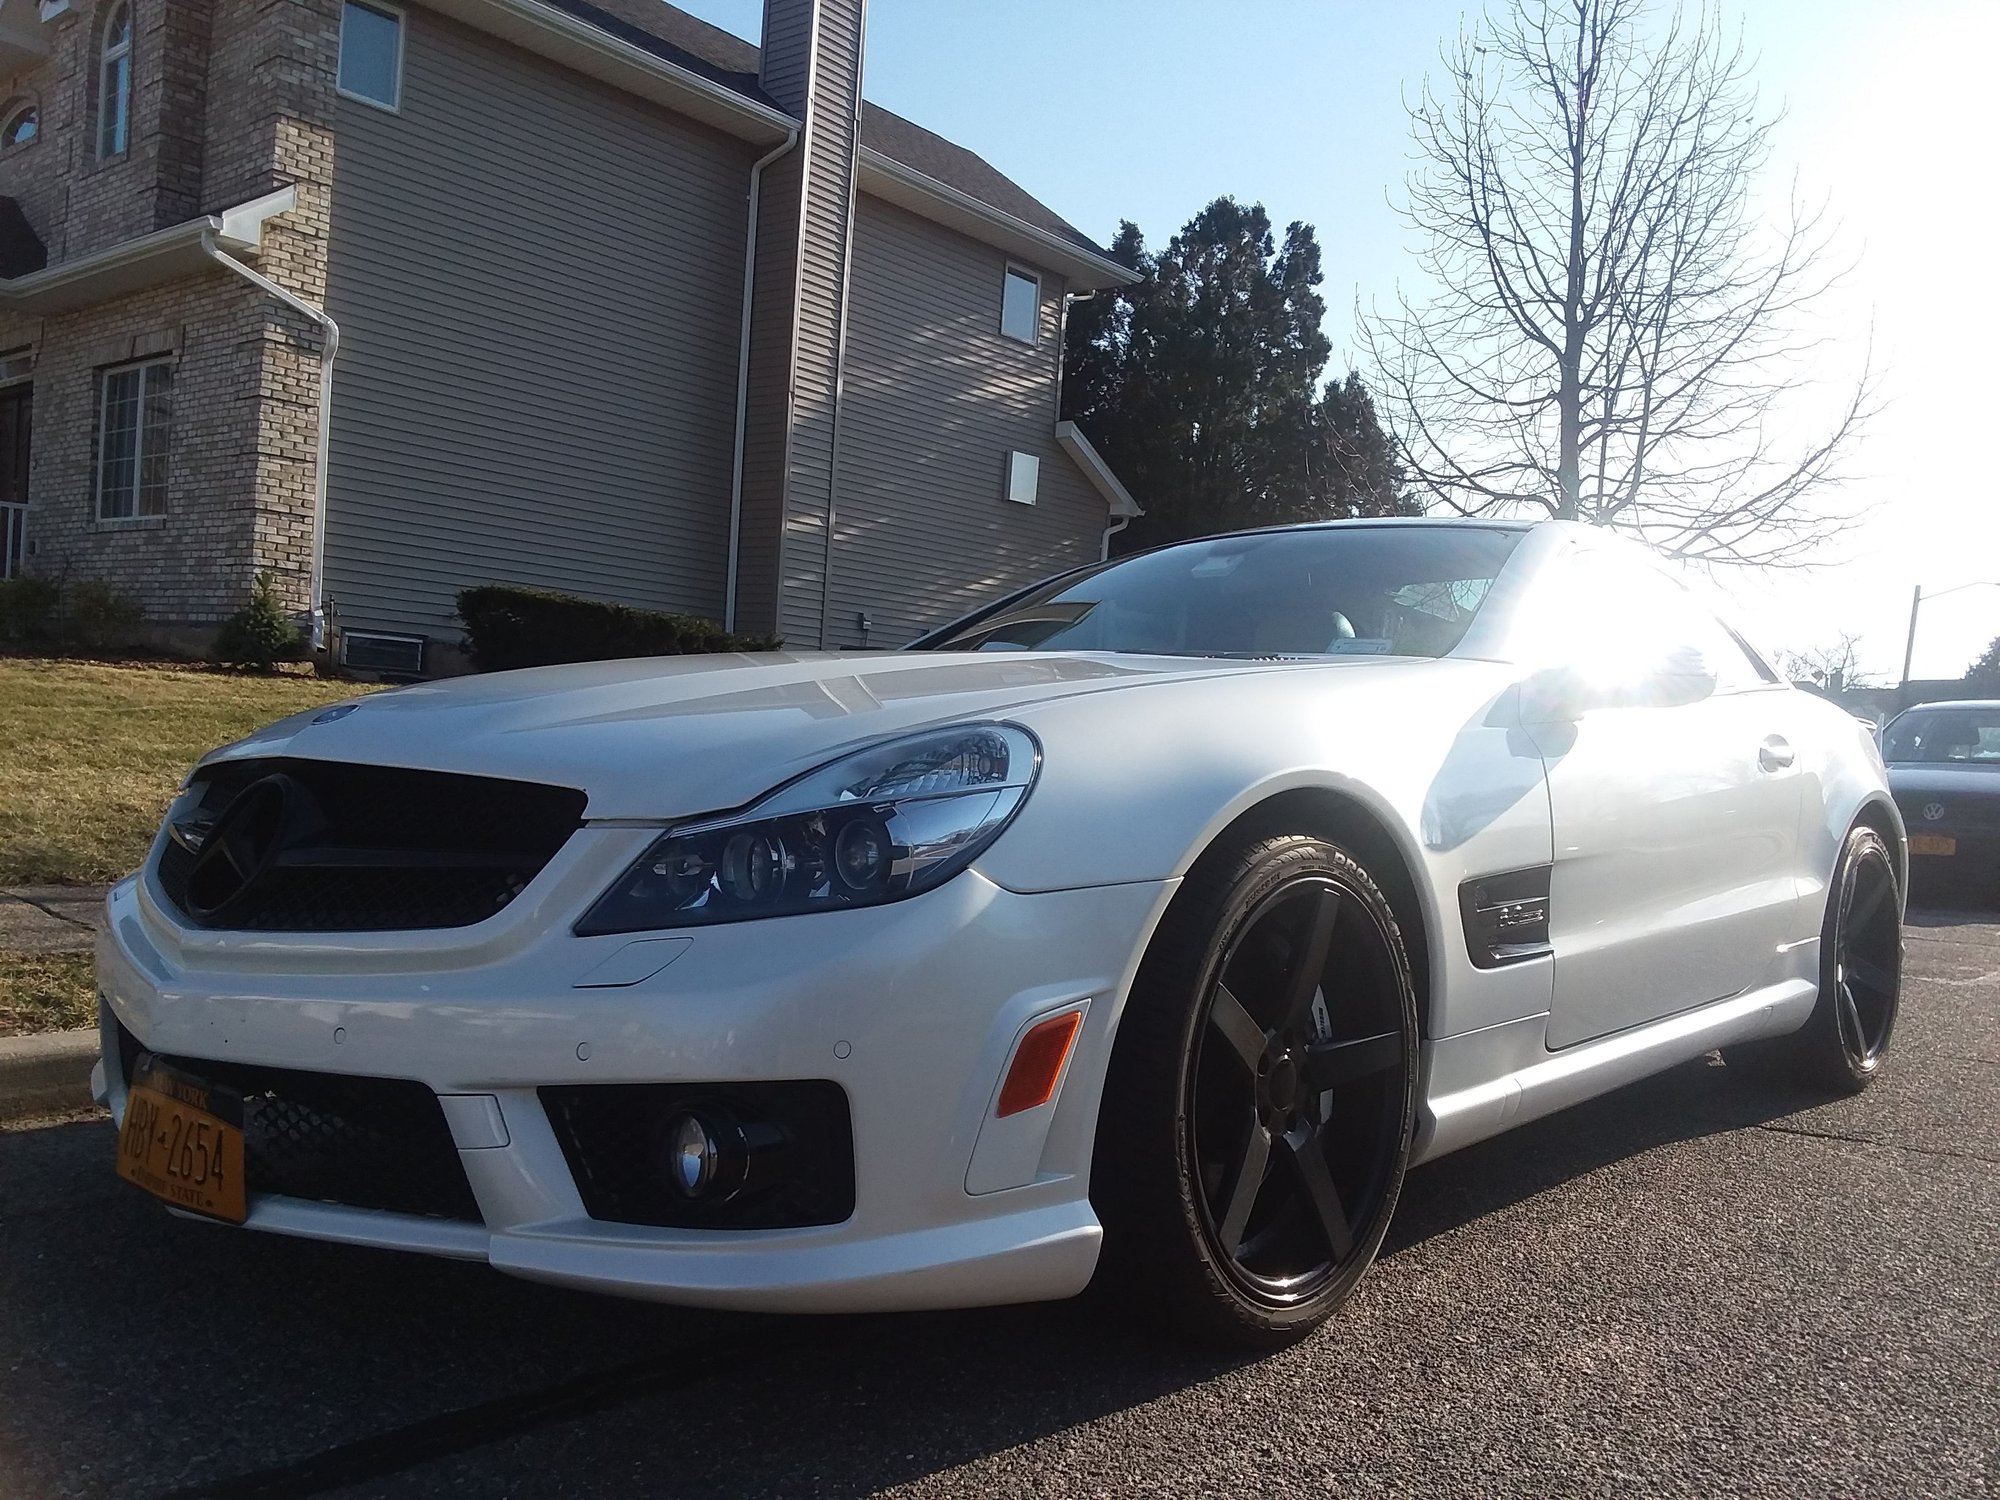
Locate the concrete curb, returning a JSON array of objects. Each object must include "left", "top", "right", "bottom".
[{"left": 0, "top": 1028, "right": 100, "bottom": 1123}]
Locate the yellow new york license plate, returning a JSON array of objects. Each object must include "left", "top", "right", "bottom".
[
  {"left": 1909, "top": 834, "right": 1956, "bottom": 857},
  {"left": 115, "top": 1056, "right": 247, "bottom": 1224}
]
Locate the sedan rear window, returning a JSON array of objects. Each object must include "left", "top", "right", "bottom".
[
  {"left": 924, "top": 526, "right": 1523, "bottom": 659},
  {"left": 1881, "top": 708, "right": 2000, "bottom": 764}
]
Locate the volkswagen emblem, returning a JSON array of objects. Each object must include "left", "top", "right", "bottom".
[
  {"left": 182, "top": 774, "right": 318, "bottom": 925},
  {"left": 1922, "top": 802, "right": 1947, "bottom": 823}
]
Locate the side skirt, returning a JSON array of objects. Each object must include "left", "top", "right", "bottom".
[{"left": 1410, "top": 972, "right": 1820, "bottom": 1165}]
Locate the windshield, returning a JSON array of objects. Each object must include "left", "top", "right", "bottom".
[
  {"left": 922, "top": 526, "right": 1524, "bottom": 659},
  {"left": 1881, "top": 707, "right": 2000, "bottom": 765}
]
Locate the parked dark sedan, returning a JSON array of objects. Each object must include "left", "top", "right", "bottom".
[{"left": 1882, "top": 700, "right": 2000, "bottom": 899}]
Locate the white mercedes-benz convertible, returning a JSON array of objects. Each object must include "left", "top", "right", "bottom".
[{"left": 96, "top": 518, "right": 1904, "bottom": 1344}]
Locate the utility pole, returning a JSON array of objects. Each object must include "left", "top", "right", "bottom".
[
  {"left": 1899, "top": 584, "right": 1922, "bottom": 704},
  {"left": 1899, "top": 580, "right": 2000, "bottom": 710}
]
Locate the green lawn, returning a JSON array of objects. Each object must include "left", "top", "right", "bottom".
[{"left": 0, "top": 659, "right": 369, "bottom": 886}]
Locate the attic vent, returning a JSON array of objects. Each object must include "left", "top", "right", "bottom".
[{"left": 341, "top": 629, "right": 426, "bottom": 676}]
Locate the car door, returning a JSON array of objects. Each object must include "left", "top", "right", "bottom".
[{"left": 1519, "top": 544, "right": 1805, "bottom": 1050}]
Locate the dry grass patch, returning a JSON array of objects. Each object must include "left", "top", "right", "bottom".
[
  {"left": 0, "top": 952, "right": 95, "bottom": 1035},
  {"left": 0, "top": 660, "right": 371, "bottom": 885}
]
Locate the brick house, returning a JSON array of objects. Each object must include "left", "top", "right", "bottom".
[{"left": 0, "top": 0, "right": 1139, "bottom": 669}]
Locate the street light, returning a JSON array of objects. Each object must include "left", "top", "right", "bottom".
[{"left": 1899, "top": 580, "right": 2000, "bottom": 688}]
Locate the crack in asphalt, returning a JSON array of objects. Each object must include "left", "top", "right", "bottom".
[
  {"left": 154, "top": 1332, "right": 805, "bottom": 1500},
  {"left": 1753, "top": 1119, "right": 2000, "bottom": 1166},
  {"left": 0, "top": 889, "right": 97, "bottom": 930}
]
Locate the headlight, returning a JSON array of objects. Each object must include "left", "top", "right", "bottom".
[{"left": 576, "top": 724, "right": 1040, "bottom": 934}]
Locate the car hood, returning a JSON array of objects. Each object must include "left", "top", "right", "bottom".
[
  {"left": 207, "top": 650, "right": 1424, "bottom": 820},
  {"left": 1887, "top": 763, "right": 2000, "bottom": 799}
]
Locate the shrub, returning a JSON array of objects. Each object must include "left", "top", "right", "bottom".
[
  {"left": 212, "top": 572, "right": 305, "bottom": 671},
  {"left": 0, "top": 574, "right": 57, "bottom": 644},
  {"left": 456, "top": 584, "right": 781, "bottom": 672},
  {"left": 0, "top": 574, "right": 144, "bottom": 651},
  {"left": 62, "top": 578, "right": 144, "bottom": 651}
]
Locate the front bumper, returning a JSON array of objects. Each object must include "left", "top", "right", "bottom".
[
  {"left": 97, "top": 855, "right": 1174, "bottom": 1313},
  {"left": 1903, "top": 827, "right": 2000, "bottom": 890}
]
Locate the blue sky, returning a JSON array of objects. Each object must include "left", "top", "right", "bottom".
[{"left": 676, "top": 0, "right": 2000, "bottom": 683}]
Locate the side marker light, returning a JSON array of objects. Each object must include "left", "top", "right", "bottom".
[{"left": 995, "top": 1010, "right": 1084, "bottom": 1118}]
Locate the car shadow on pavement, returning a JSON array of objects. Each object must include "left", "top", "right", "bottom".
[
  {"left": 1384, "top": 1050, "right": 1826, "bottom": 1260},
  {"left": 0, "top": 1043, "right": 1845, "bottom": 1500}
]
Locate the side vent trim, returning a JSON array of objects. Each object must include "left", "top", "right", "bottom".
[{"left": 1459, "top": 865, "right": 1553, "bottom": 969}]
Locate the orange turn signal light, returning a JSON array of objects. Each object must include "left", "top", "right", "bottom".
[{"left": 995, "top": 1009, "right": 1084, "bottom": 1118}]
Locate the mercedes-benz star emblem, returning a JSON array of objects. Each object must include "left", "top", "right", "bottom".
[
  {"left": 1922, "top": 802, "right": 1947, "bottom": 822},
  {"left": 182, "top": 774, "right": 313, "bottom": 924}
]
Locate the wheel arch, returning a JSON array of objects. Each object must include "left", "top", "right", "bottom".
[
  {"left": 1161, "top": 784, "right": 1440, "bottom": 1044},
  {"left": 1850, "top": 795, "right": 1907, "bottom": 897}
]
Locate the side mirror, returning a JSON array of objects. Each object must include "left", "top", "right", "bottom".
[
  {"left": 1519, "top": 665, "right": 1590, "bottom": 724},
  {"left": 1519, "top": 654, "right": 1718, "bottom": 722}
]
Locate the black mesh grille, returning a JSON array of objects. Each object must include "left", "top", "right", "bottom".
[
  {"left": 154, "top": 757, "right": 586, "bottom": 932},
  {"left": 541, "top": 1082, "right": 855, "bottom": 1230},
  {"left": 118, "top": 1022, "right": 481, "bottom": 1222}
]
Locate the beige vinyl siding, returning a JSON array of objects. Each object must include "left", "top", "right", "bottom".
[
  {"left": 826, "top": 197, "right": 1107, "bottom": 647},
  {"left": 323, "top": 6, "right": 754, "bottom": 644}
]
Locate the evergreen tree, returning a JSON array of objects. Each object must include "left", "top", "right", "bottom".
[
  {"left": 1966, "top": 635, "right": 2000, "bottom": 694},
  {"left": 1063, "top": 198, "right": 1407, "bottom": 551}
]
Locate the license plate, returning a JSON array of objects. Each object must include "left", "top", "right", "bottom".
[
  {"left": 1909, "top": 834, "right": 1956, "bottom": 857},
  {"left": 115, "top": 1055, "right": 247, "bottom": 1224}
]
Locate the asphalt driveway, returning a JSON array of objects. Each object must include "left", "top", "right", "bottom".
[{"left": 1, "top": 908, "right": 1994, "bottom": 1499}]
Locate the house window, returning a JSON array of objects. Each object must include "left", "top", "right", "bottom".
[
  {"left": 96, "top": 359, "right": 172, "bottom": 521},
  {"left": 338, "top": 0, "right": 404, "bottom": 111},
  {"left": 1005, "top": 450, "right": 1039, "bottom": 505},
  {"left": 97, "top": 3, "right": 131, "bottom": 159},
  {"left": 1000, "top": 266, "right": 1039, "bottom": 344},
  {"left": 1, "top": 104, "right": 37, "bottom": 151}
]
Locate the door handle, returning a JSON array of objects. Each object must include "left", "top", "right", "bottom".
[{"left": 1758, "top": 735, "right": 1795, "bottom": 772}]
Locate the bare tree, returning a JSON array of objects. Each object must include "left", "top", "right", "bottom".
[
  {"left": 1361, "top": 0, "right": 1873, "bottom": 566},
  {"left": 1776, "top": 631, "right": 1873, "bottom": 690}
]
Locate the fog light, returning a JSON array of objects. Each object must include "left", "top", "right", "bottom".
[{"left": 666, "top": 1111, "right": 722, "bottom": 1197}]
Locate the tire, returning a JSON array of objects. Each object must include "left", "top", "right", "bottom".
[
  {"left": 1089, "top": 830, "right": 1419, "bottom": 1348},
  {"left": 1729, "top": 823, "right": 1902, "bottom": 1094}
]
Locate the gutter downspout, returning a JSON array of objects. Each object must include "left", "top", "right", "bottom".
[
  {"left": 725, "top": 125, "right": 802, "bottom": 633},
  {"left": 1101, "top": 514, "right": 1130, "bottom": 562},
  {"left": 201, "top": 232, "right": 340, "bottom": 651}
]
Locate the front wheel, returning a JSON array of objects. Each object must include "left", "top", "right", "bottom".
[{"left": 1090, "top": 832, "right": 1419, "bottom": 1348}]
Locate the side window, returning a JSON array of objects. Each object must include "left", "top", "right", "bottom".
[
  {"left": 95, "top": 358, "right": 172, "bottom": 520},
  {"left": 338, "top": 0, "right": 404, "bottom": 111},
  {"left": 2, "top": 102, "right": 38, "bottom": 152},
  {"left": 1529, "top": 545, "right": 1771, "bottom": 693},
  {"left": 999, "top": 266, "right": 1038, "bottom": 344},
  {"left": 97, "top": 3, "right": 132, "bottom": 160}
]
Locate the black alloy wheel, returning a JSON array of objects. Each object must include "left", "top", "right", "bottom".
[
  {"left": 1730, "top": 823, "right": 1902, "bottom": 1094},
  {"left": 1823, "top": 826, "right": 1902, "bottom": 1082},
  {"left": 1092, "top": 832, "right": 1419, "bottom": 1346}
]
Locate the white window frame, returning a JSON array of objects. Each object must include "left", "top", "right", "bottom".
[
  {"left": 96, "top": 3, "right": 132, "bottom": 160},
  {"left": 1000, "top": 264, "right": 1041, "bottom": 346},
  {"left": 94, "top": 357, "right": 172, "bottom": 523},
  {"left": 337, "top": 0, "right": 405, "bottom": 114}
]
